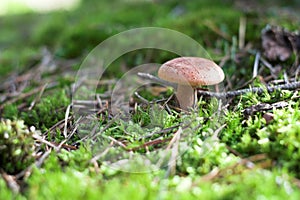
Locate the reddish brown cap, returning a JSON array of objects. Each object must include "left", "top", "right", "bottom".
[{"left": 158, "top": 57, "right": 224, "bottom": 86}]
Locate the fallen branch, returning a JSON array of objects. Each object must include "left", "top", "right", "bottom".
[
  {"left": 0, "top": 82, "right": 58, "bottom": 110},
  {"left": 0, "top": 170, "right": 20, "bottom": 193},
  {"left": 137, "top": 73, "right": 300, "bottom": 99},
  {"left": 197, "top": 81, "right": 300, "bottom": 98}
]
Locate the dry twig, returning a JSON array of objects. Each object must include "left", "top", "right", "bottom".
[
  {"left": 0, "top": 82, "right": 57, "bottom": 110},
  {"left": 166, "top": 127, "right": 182, "bottom": 176},
  {"left": 0, "top": 170, "right": 20, "bottom": 193},
  {"left": 137, "top": 73, "right": 300, "bottom": 99},
  {"left": 197, "top": 81, "right": 300, "bottom": 98}
]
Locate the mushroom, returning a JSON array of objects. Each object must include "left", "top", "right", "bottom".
[{"left": 158, "top": 57, "right": 224, "bottom": 110}]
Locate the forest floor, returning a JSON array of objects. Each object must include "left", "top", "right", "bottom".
[{"left": 1, "top": 0, "right": 300, "bottom": 199}]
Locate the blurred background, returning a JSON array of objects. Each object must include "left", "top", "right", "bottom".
[{"left": 1, "top": 0, "right": 300, "bottom": 80}]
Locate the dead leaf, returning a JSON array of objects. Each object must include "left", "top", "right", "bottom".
[
  {"left": 263, "top": 112, "right": 274, "bottom": 124},
  {"left": 150, "top": 86, "right": 168, "bottom": 96},
  {"left": 261, "top": 25, "right": 300, "bottom": 61}
]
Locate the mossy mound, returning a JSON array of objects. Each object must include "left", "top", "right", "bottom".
[{"left": 0, "top": 119, "right": 36, "bottom": 174}]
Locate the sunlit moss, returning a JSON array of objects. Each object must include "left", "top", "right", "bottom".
[{"left": 0, "top": 119, "right": 36, "bottom": 174}]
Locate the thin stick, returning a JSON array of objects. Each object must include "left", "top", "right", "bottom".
[
  {"left": 128, "top": 138, "right": 171, "bottom": 151},
  {"left": 167, "top": 127, "right": 182, "bottom": 176},
  {"left": 42, "top": 116, "right": 72, "bottom": 136},
  {"left": 141, "top": 124, "right": 180, "bottom": 139},
  {"left": 56, "top": 124, "right": 79, "bottom": 152},
  {"left": 96, "top": 94, "right": 103, "bottom": 108},
  {"left": 107, "top": 136, "right": 127, "bottom": 148},
  {"left": 134, "top": 91, "right": 149, "bottom": 104},
  {"left": 259, "top": 56, "right": 276, "bottom": 74},
  {"left": 203, "top": 21, "right": 231, "bottom": 41},
  {"left": 252, "top": 52, "right": 260, "bottom": 78},
  {"left": 0, "top": 170, "right": 20, "bottom": 193},
  {"left": 165, "top": 127, "right": 182, "bottom": 150},
  {"left": 239, "top": 16, "right": 246, "bottom": 49},
  {"left": 90, "top": 142, "right": 114, "bottom": 164},
  {"left": 137, "top": 73, "right": 300, "bottom": 99},
  {"left": 63, "top": 104, "right": 71, "bottom": 138},
  {"left": 28, "top": 83, "right": 48, "bottom": 110},
  {"left": 32, "top": 133, "right": 59, "bottom": 151},
  {"left": 90, "top": 115, "right": 120, "bottom": 141},
  {"left": 197, "top": 81, "right": 300, "bottom": 98},
  {"left": 15, "top": 150, "right": 52, "bottom": 179},
  {"left": 283, "top": 71, "right": 290, "bottom": 83},
  {"left": 0, "top": 82, "right": 57, "bottom": 110},
  {"left": 137, "top": 72, "right": 177, "bottom": 88}
]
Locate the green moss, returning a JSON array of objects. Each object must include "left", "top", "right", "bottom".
[
  {"left": 260, "top": 106, "right": 300, "bottom": 177},
  {"left": 24, "top": 162, "right": 300, "bottom": 199},
  {"left": 33, "top": 90, "right": 68, "bottom": 130},
  {"left": 4, "top": 89, "right": 71, "bottom": 133},
  {"left": 0, "top": 119, "right": 36, "bottom": 174},
  {"left": 26, "top": 153, "right": 157, "bottom": 200},
  {"left": 0, "top": 178, "right": 26, "bottom": 200},
  {"left": 180, "top": 140, "right": 238, "bottom": 175},
  {"left": 27, "top": 168, "right": 101, "bottom": 200},
  {"left": 57, "top": 146, "right": 92, "bottom": 171},
  {"left": 213, "top": 169, "right": 300, "bottom": 199},
  {"left": 2, "top": 104, "right": 19, "bottom": 120},
  {"left": 221, "top": 91, "right": 300, "bottom": 177}
]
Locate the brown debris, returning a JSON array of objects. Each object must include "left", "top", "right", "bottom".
[
  {"left": 243, "top": 101, "right": 288, "bottom": 117},
  {"left": 0, "top": 170, "right": 20, "bottom": 193},
  {"left": 261, "top": 25, "right": 300, "bottom": 61},
  {"left": 263, "top": 112, "right": 275, "bottom": 124}
]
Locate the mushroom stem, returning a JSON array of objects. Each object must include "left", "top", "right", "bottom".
[{"left": 176, "top": 84, "right": 195, "bottom": 110}]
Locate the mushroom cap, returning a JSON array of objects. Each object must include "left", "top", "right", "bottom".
[{"left": 158, "top": 57, "right": 224, "bottom": 86}]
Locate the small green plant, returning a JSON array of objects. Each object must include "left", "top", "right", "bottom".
[
  {"left": 21, "top": 89, "right": 70, "bottom": 132},
  {"left": 0, "top": 119, "right": 36, "bottom": 174}
]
